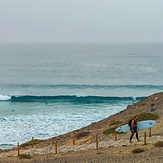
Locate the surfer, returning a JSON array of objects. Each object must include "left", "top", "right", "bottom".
[{"left": 129, "top": 115, "right": 140, "bottom": 143}]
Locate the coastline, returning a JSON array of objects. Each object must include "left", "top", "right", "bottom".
[{"left": 0, "top": 92, "right": 163, "bottom": 163}]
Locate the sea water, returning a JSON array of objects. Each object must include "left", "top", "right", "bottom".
[{"left": 0, "top": 42, "right": 163, "bottom": 149}]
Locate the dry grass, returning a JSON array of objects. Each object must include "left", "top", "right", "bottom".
[
  {"left": 138, "top": 112, "right": 158, "bottom": 121},
  {"left": 154, "top": 141, "right": 163, "bottom": 147},
  {"left": 19, "top": 154, "right": 31, "bottom": 159},
  {"left": 132, "top": 148, "right": 145, "bottom": 154}
]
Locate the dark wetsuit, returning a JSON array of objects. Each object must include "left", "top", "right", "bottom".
[{"left": 130, "top": 119, "right": 139, "bottom": 141}]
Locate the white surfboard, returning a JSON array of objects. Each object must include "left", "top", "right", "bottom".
[{"left": 116, "top": 120, "right": 156, "bottom": 133}]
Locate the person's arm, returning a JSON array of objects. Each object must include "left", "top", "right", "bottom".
[{"left": 131, "top": 120, "right": 134, "bottom": 132}]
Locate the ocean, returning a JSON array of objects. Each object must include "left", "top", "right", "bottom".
[{"left": 0, "top": 42, "right": 163, "bottom": 149}]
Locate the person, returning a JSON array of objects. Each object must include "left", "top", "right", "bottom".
[{"left": 129, "top": 115, "right": 140, "bottom": 143}]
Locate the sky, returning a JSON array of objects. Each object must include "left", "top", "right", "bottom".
[{"left": 0, "top": 0, "right": 163, "bottom": 43}]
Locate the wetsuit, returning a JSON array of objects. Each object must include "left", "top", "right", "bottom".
[{"left": 130, "top": 119, "right": 139, "bottom": 142}]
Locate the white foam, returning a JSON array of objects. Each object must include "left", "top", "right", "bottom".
[
  {"left": 0, "top": 95, "right": 11, "bottom": 101},
  {"left": 0, "top": 103, "right": 126, "bottom": 148}
]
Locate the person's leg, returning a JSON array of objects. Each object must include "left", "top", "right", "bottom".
[
  {"left": 136, "top": 131, "right": 140, "bottom": 141},
  {"left": 130, "top": 132, "right": 134, "bottom": 142}
]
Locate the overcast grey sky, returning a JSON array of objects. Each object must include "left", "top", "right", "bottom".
[{"left": 0, "top": 0, "right": 163, "bottom": 43}]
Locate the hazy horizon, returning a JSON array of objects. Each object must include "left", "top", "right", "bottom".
[{"left": 1, "top": 0, "right": 163, "bottom": 43}]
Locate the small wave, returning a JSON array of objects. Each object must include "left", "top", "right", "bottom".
[
  {"left": 0, "top": 118, "right": 6, "bottom": 122},
  {"left": 0, "top": 95, "right": 11, "bottom": 101},
  {"left": 1, "top": 84, "right": 163, "bottom": 89},
  {"left": 0, "top": 144, "right": 15, "bottom": 150}
]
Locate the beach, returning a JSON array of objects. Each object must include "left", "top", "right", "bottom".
[
  {"left": 0, "top": 92, "right": 163, "bottom": 162},
  {"left": 1, "top": 1, "right": 163, "bottom": 162}
]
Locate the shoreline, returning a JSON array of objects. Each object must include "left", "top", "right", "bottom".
[{"left": 0, "top": 92, "right": 163, "bottom": 162}]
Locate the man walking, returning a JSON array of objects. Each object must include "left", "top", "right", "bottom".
[{"left": 129, "top": 115, "right": 140, "bottom": 143}]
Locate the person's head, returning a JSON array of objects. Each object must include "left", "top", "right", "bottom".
[{"left": 134, "top": 115, "right": 138, "bottom": 120}]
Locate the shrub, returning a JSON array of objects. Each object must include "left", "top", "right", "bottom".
[
  {"left": 20, "top": 139, "right": 46, "bottom": 147},
  {"left": 103, "top": 128, "right": 115, "bottom": 134},
  {"left": 154, "top": 141, "right": 163, "bottom": 147},
  {"left": 109, "top": 120, "right": 122, "bottom": 126},
  {"left": 138, "top": 112, "right": 158, "bottom": 121},
  {"left": 19, "top": 154, "right": 31, "bottom": 159},
  {"left": 132, "top": 148, "right": 144, "bottom": 154},
  {"left": 75, "top": 132, "right": 90, "bottom": 139}
]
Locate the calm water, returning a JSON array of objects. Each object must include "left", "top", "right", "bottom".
[{"left": 0, "top": 42, "right": 163, "bottom": 149}]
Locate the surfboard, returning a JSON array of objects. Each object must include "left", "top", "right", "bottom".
[{"left": 116, "top": 120, "right": 156, "bottom": 133}]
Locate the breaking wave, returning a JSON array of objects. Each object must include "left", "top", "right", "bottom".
[{"left": 0, "top": 94, "right": 146, "bottom": 104}]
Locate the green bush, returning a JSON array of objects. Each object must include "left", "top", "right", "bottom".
[
  {"left": 154, "top": 141, "right": 163, "bottom": 147},
  {"left": 126, "top": 112, "right": 158, "bottom": 126},
  {"left": 132, "top": 148, "right": 144, "bottom": 154},
  {"left": 138, "top": 112, "right": 158, "bottom": 121}
]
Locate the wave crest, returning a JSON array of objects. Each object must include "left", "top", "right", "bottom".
[
  {"left": 7, "top": 95, "right": 146, "bottom": 104},
  {"left": 0, "top": 95, "right": 11, "bottom": 101}
]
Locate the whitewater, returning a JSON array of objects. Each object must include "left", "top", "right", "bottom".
[{"left": 0, "top": 42, "right": 163, "bottom": 149}]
